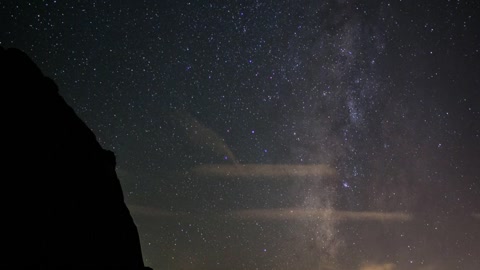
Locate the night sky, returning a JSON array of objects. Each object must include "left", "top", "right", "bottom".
[{"left": 2, "top": 1, "right": 480, "bottom": 269}]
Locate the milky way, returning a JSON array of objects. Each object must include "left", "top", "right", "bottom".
[{"left": 2, "top": 1, "right": 480, "bottom": 269}]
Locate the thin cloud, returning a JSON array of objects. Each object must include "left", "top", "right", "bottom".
[
  {"left": 128, "top": 205, "right": 413, "bottom": 223},
  {"left": 173, "top": 111, "right": 238, "bottom": 164},
  {"left": 191, "top": 164, "right": 337, "bottom": 179},
  {"left": 233, "top": 208, "right": 413, "bottom": 222},
  {"left": 127, "top": 204, "right": 186, "bottom": 218}
]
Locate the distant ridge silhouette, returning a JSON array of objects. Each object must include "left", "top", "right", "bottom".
[{"left": 1, "top": 47, "right": 152, "bottom": 269}]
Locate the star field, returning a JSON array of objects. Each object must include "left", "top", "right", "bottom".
[{"left": 2, "top": 1, "right": 480, "bottom": 269}]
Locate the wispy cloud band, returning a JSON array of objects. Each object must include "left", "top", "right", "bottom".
[{"left": 191, "top": 164, "right": 336, "bottom": 179}]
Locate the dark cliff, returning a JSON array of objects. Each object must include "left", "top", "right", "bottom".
[{"left": 1, "top": 47, "right": 151, "bottom": 269}]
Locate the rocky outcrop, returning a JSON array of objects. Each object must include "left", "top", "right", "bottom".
[{"left": 1, "top": 47, "right": 150, "bottom": 269}]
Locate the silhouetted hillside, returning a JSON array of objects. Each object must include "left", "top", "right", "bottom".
[{"left": 1, "top": 47, "right": 151, "bottom": 269}]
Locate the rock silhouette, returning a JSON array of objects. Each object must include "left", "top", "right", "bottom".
[{"left": 1, "top": 47, "right": 151, "bottom": 269}]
